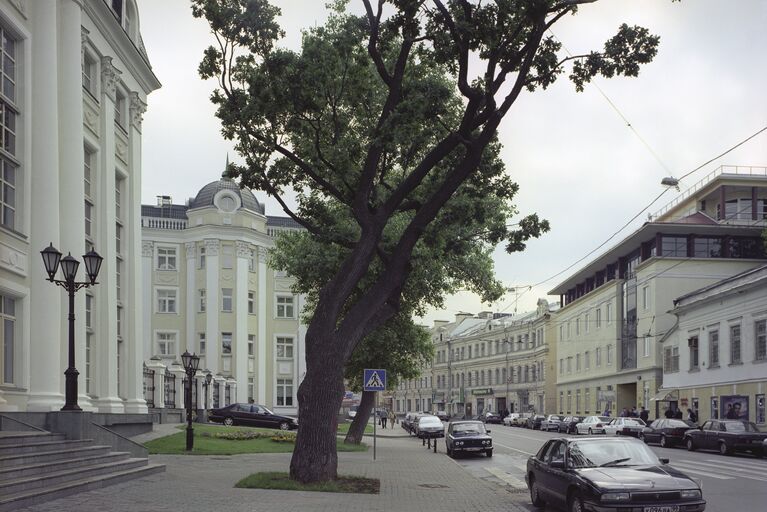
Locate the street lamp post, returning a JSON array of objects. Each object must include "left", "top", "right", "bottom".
[
  {"left": 181, "top": 351, "right": 200, "bottom": 451},
  {"left": 203, "top": 370, "right": 212, "bottom": 411},
  {"left": 40, "top": 243, "right": 103, "bottom": 411}
]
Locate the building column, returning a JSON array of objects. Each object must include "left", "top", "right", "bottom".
[
  {"left": 124, "top": 93, "right": 148, "bottom": 413},
  {"left": 257, "top": 246, "right": 268, "bottom": 404},
  {"left": 204, "top": 240, "right": 220, "bottom": 374},
  {"left": 185, "top": 242, "right": 197, "bottom": 354},
  {"left": 141, "top": 241, "right": 153, "bottom": 360},
  {"left": 234, "top": 242, "right": 249, "bottom": 403},
  {"left": 92, "top": 56, "right": 123, "bottom": 413},
  {"left": 27, "top": 0, "right": 63, "bottom": 411}
]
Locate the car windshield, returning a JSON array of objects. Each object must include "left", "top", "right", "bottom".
[
  {"left": 724, "top": 421, "right": 761, "bottom": 432},
  {"left": 452, "top": 423, "right": 486, "bottom": 436},
  {"left": 550, "top": 415, "right": 560, "bottom": 420},
  {"left": 624, "top": 419, "right": 645, "bottom": 426},
  {"left": 667, "top": 420, "right": 692, "bottom": 428},
  {"left": 260, "top": 406, "right": 273, "bottom": 415},
  {"left": 568, "top": 440, "right": 660, "bottom": 468},
  {"left": 420, "top": 417, "right": 441, "bottom": 426}
]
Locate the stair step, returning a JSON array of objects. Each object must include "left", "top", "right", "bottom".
[
  {"left": 0, "top": 432, "right": 64, "bottom": 446},
  {"left": 0, "top": 439, "right": 93, "bottom": 456},
  {"left": 0, "top": 458, "right": 149, "bottom": 495},
  {"left": 0, "top": 445, "right": 111, "bottom": 468},
  {"left": 0, "top": 451, "right": 131, "bottom": 480},
  {"left": 0, "top": 463, "right": 166, "bottom": 512}
]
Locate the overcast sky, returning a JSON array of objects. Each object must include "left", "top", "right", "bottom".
[{"left": 136, "top": 0, "right": 767, "bottom": 325}]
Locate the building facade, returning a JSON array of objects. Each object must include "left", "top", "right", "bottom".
[
  {"left": 0, "top": 0, "right": 160, "bottom": 412},
  {"left": 141, "top": 177, "right": 305, "bottom": 415},
  {"left": 550, "top": 166, "right": 767, "bottom": 419},
  {"left": 662, "top": 264, "right": 767, "bottom": 425},
  {"left": 394, "top": 299, "right": 558, "bottom": 417}
]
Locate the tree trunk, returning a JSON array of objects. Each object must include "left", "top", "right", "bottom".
[
  {"left": 289, "top": 347, "right": 345, "bottom": 483},
  {"left": 344, "top": 390, "right": 375, "bottom": 445}
]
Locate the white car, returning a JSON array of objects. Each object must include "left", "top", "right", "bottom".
[
  {"left": 503, "top": 413, "right": 520, "bottom": 426},
  {"left": 575, "top": 415, "right": 611, "bottom": 435},
  {"left": 603, "top": 417, "right": 646, "bottom": 436}
]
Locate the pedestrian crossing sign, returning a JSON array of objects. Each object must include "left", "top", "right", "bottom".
[{"left": 363, "top": 369, "right": 387, "bottom": 391}]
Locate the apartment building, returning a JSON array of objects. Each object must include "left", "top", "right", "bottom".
[{"left": 550, "top": 166, "right": 767, "bottom": 418}]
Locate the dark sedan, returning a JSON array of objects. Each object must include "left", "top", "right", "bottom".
[
  {"left": 526, "top": 414, "right": 545, "bottom": 430},
  {"left": 640, "top": 418, "right": 696, "bottom": 448},
  {"left": 684, "top": 419, "right": 767, "bottom": 456},
  {"left": 445, "top": 420, "right": 493, "bottom": 458},
  {"left": 526, "top": 437, "right": 706, "bottom": 512},
  {"left": 483, "top": 412, "right": 503, "bottom": 424},
  {"left": 558, "top": 415, "right": 585, "bottom": 434},
  {"left": 208, "top": 403, "right": 298, "bottom": 430}
]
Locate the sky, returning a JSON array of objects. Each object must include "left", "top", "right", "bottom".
[{"left": 135, "top": 0, "right": 767, "bottom": 326}]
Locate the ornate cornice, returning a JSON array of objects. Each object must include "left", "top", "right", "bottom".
[
  {"left": 185, "top": 242, "right": 197, "bottom": 259},
  {"left": 129, "top": 91, "right": 147, "bottom": 130},
  {"left": 204, "top": 239, "right": 220, "bottom": 256},
  {"left": 258, "top": 246, "right": 268, "bottom": 264},
  {"left": 101, "top": 56, "right": 121, "bottom": 100},
  {"left": 141, "top": 241, "right": 154, "bottom": 258},
  {"left": 235, "top": 241, "right": 251, "bottom": 258}
]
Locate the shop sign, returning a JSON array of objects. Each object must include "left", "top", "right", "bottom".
[{"left": 472, "top": 388, "right": 494, "bottom": 396}]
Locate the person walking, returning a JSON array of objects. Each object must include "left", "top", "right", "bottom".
[
  {"left": 639, "top": 407, "right": 649, "bottom": 423},
  {"left": 381, "top": 411, "right": 388, "bottom": 429},
  {"left": 389, "top": 409, "right": 396, "bottom": 429}
]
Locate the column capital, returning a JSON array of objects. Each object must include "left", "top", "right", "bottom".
[
  {"left": 258, "top": 246, "right": 268, "bottom": 264},
  {"left": 235, "top": 240, "right": 251, "bottom": 258},
  {"left": 101, "top": 56, "right": 121, "bottom": 101},
  {"left": 204, "top": 239, "right": 220, "bottom": 256},
  {"left": 185, "top": 241, "right": 197, "bottom": 259},
  {"left": 129, "top": 91, "right": 147, "bottom": 130},
  {"left": 141, "top": 240, "right": 154, "bottom": 258}
]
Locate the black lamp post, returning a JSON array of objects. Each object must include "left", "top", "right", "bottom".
[
  {"left": 181, "top": 351, "right": 200, "bottom": 451},
  {"left": 203, "top": 371, "right": 212, "bottom": 411},
  {"left": 40, "top": 243, "right": 102, "bottom": 411}
]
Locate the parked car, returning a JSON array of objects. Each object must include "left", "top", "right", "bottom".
[
  {"left": 557, "top": 415, "right": 584, "bottom": 434},
  {"left": 684, "top": 419, "right": 767, "bottom": 456},
  {"left": 401, "top": 412, "right": 417, "bottom": 433},
  {"left": 540, "top": 415, "right": 562, "bottom": 432},
  {"left": 640, "top": 418, "right": 697, "bottom": 448},
  {"left": 503, "top": 413, "right": 520, "bottom": 426},
  {"left": 445, "top": 420, "right": 493, "bottom": 458},
  {"left": 513, "top": 413, "right": 532, "bottom": 427},
  {"left": 407, "top": 412, "right": 429, "bottom": 435},
  {"left": 604, "top": 417, "right": 646, "bottom": 437},
  {"left": 209, "top": 403, "right": 298, "bottom": 430},
  {"left": 574, "top": 415, "right": 611, "bottom": 435},
  {"left": 434, "top": 410, "right": 450, "bottom": 422},
  {"left": 526, "top": 414, "right": 546, "bottom": 430},
  {"left": 483, "top": 411, "right": 503, "bottom": 424},
  {"left": 416, "top": 415, "right": 445, "bottom": 439},
  {"left": 525, "top": 436, "right": 706, "bottom": 512},
  {"left": 347, "top": 405, "right": 358, "bottom": 419}
]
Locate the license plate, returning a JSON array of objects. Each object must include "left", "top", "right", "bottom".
[
  {"left": 643, "top": 507, "right": 679, "bottom": 512},
  {"left": 464, "top": 447, "right": 483, "bottom": 451}
]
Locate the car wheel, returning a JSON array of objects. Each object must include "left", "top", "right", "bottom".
[
  {"left": 719, "top": 441, "right": 731, "bottom": 455},
  {"left": 569, "top": 491, "right": 584, "bottom": 512},
  {"left": 486, "top": 449, "right": 493, "bottom": 458},
  {"left": 660, "top": 435, "right": 668, "bottom": 448},
  {"left": 529, "top": 475, "right": 546, "bottom": 508},
  {"left": 279, "top": 422, "right": 290, "bottom": 431},
  {"left": 223, "top": 417, "right": 234, "bottom": 427},
  {"left": 588, "top": 428, "right": 593, "bottom": 435},
  {"left": 686, "top": 437, "right": 695, "bottom": 451}
]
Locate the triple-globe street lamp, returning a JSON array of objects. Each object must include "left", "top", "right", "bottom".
[{"left": 40, "top": 243, "right": 103, "bottom": 411}]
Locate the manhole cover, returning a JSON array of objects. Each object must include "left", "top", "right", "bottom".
[{"left": 418, "top": 483, "right": 449, "bottom": 489}]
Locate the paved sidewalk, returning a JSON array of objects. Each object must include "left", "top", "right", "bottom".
[{"left": 17, "top": 430, "right": 529, "bottom": 512}]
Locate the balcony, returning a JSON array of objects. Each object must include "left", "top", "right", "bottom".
[{"left": 141, "top": 216, "right": 187, "bottom": 230}]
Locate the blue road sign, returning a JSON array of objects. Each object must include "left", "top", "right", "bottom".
[{"left": 363, "top": 369, "right": 387, "bottom": 391}]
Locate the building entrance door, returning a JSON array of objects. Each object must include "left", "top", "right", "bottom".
[{"left": 465, "top": 403, "right": 472, "bottom": 418}]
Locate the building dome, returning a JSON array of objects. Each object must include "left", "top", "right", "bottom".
[{"left": 188, "top": 177, "right": 265, "bottom": 214}]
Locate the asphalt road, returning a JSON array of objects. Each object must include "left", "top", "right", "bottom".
[{"left": 442, "top": 422, "right": 767, "bottom": 511}]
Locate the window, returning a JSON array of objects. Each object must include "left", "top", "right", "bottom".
[
  {"left": 248, "top": 249, "right": 255, "bottom": 272},
  {"left": 82, "top": 52, "right": 96, "bottom": 95},
  {"left": 643, "top": 335, "right": 651, "bottom": 358},
  {"left": 709, "top": 329, "right": 719, "bottom": 368},
  {"left": 559, "top": 392, "right": 564, "bottom": 413},
  {"left": 662, "top": 236, "right": 687, "bottom": 257},
  {"left": 642, "top": 286, "right": 650, "bottom": 309},
  {"left": 85, "top": 294, "right": 93, "bottom": 329},
  {"left": 756, "top": 320, "right": 766, "bottom": 361},
  {"left": 576, "top": 353, "right": 581, "bottom": 372},
  {"left": 198, "top": 289, "right": 206, "bottom": 312},
  {"left": 198, "top": 246, "right": 206, "bottom": 269},
  {"left": 198, "top": 333, "right": 206, "bottom": 355},
  {"left": 606, "top": 303, "right": 612, "bottom": 324},
  {"left": 576, "top": 389, "right": 581, "bottom": 413},
  {"left": 156, "top": 332, "right": 176, "bottom": 358},
  {"left": 248, "top": 291, "right": 255, "bottom": 314},
  {"left": 694, "top": 237, "right": 722, "bottom": 258},
  {"left": 277, "top": 379, "right": 293, "bottom": 406},
  {"left": 584, "top": 351, "right": 590, "bottom": 370},
  {"left": 0, "top": 25, "right": 16, "bottom": 232},
  {"left": 559, "top": 325, "right": 564, "bottom": 341},
  {"left": 688, "top": 336, "right": 699, "bottom": 370},
  {"left": 576, "top": 318, "right": 580, "bottom": 336},
  {"left": 221, "top": 244, "right": 233, "bottom": 268},
  {"left": 757, "top": 394, "right": 765, "bottom": 424},
  {"left": 221, "top": 288, "right": 233, "bottom": 312},
  {"left": 585, "top": 314, "right": 590, "bottom": 333},
  {"left": 606, "top": 344, "right": 613, "bottom": 365},
  {"left": 1, "top": 294, "right": 16, "bottom": 384},
  {"left": 276, "top": 296, "right": 294, "bottom": 318},
  {"left": 584, "top": 388, "right": 591, "bottom": 413},
  {"left": 730, "top": 324, "right": 741, "bottom": 364},
  {"left": 248, "top": 335, "right": 255, "bottom": 356},
  {"left": 84, "top": 148, "right": 93, "bottom": 244},
  {"left": 595, "top": 347, "right": 602, "bottom": 366},
  {"left": 711, "top": 396, "right": 719, "bottom": 420},
  {"left": 559, "top": 358, "right": 564, "bottom": 375},
  {"left": 85, "top": 334, "right": 92, "bottom": 394},
  {"left": 157, "top": 247, "right": 177, "bottom": 270},
  {"left": 115, "top": 89, "right": 126, "bottom": 128},
  {"left": 115, "top": 223, "right": 122, "bottom": 255},
  {"left": 157, "top": 289, "right": 176, "bottom": 313},
  {"left": 596, "top": 308, "right": 601, "bottom": 328},
  {"left": 115, "top": 258, "right": 121, "bottom": 301},
  {"left": 566, "top": 357, "right": 572, "bottom": 373},
  {"left": 664, "top": 346, "right": 680, "bottom": 373},
  {"left": 221, "top": 332, "right": 232, "bottom": 354},
  {"left": 276, "top": 336, "right": 294, "bottom": 358},
  {"left": 115, "top": 176, "right": 123, "bottom": 221}
]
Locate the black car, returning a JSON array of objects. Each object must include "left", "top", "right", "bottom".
[
  {"left": 445, "top": 420, "right": 493, "bottom": 458},
  {"left": 483, "top": 412, "right": 503, "bottom": 424},
  {"left": 684, "top": 419, "right": 767, "bottom": 456},
  {"left": 640, "top": 418, "right": 696, "bottom": 448},
  {"left": 558, "top": 415, "right": 585, "bottom": 434},
  {"left": 526, "top": 437, "right": 706, "bottom": 512},
  {"left": 434, "top": 410, "right": 451, "bottom": 422},
  {"left": 208, "top": 403, "right": 298, "bottom": 430},
  {"left": 526, "top": 414, "right": 545, "bottom": 430}
]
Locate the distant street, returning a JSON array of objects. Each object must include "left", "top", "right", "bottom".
[{"left": 443, "top": 423, "right": 767, "bottom": 511}]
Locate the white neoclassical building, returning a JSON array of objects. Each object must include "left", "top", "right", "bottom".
[
  {"left": 0, "top": 0, "right": 160, "bottom": 412},
  {"left": 141, "top": 176, "right": 306, "bottom": 416}
]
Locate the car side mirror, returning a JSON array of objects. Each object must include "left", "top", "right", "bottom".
[
  {"left": 550, "top": 459, "right": 565, "bottom": 469},
  {"left": 659, "top": 458, "right": 669, "bottom": 464},
  {"left": 486, "top": 429, "right": 491, "bottom": 433}
]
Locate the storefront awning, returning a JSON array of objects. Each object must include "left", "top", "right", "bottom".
[{"left": 650, "top": 389, "right": 679, "bottom": 401}]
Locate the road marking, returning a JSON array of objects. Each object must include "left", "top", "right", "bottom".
[
  {"left": 672, "top": 461, "right": 767, "bottom": 482},
  {"left": 667, "top": 464, "right": 735, "bottom": 480},
  {"left": 493, "top": 430, "right": 550, "bottom": 442},
  {"left": 492, "top": 441, "right": 535, "bottom": 456},
  {"left": 702, "top": 458, "right": 767, "bottom": 469},
  {"left": 485, "top": 466, "right": 528, "bottom": 490}
]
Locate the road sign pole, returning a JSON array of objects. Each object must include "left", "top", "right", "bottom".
[{"left": 373, "top": 391, "right": 377, "bottom": 461}]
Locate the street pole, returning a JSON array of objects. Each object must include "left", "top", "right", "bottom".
[{"left": 373, "top": 391, "right": 377, "bottom": 461}]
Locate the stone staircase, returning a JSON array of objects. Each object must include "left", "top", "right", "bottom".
[{"left": 0, "top": 431, "right": 164, "bottom": 511}]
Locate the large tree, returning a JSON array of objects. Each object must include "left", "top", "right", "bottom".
[{"left": 193, "top": 0, "right": 660, "bottom": 482}]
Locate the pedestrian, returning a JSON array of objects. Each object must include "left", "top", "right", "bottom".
[
  {"left": 603, "top": 407, "right": 611, "bottom": 417},
  {"left": 620, "top": 407, "right": 628, "bottom": 417},
  {"left": 381, "top": 411, "right": 387, "bottom": 429},
  {"left": 630, "top": 406, "right": 638, "bottom": 418},
  {"left": 639, "top": 407, "right": 649, "bottom": 423},
  {"left": 687, "top": 408, "right": 698, "bottom": 423},
  {"left": 388, "top": 409, "right": 395, "bottom": 429},
  {"left": 674, "top": 408, "right": 683, "bottom": 419},
  {"left": 664, "top": 407, "right": 674, "bottom": 419}
]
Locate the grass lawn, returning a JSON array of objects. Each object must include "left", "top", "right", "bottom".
[
  {"left": 235, "top": 472, "right": 379, "bottom": 494},
  {"left": 145, "top": 424, "right": 367, "bottom": 455},
  {"left": 335, "top": 422, "right": 374, "bottom": 435}
]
